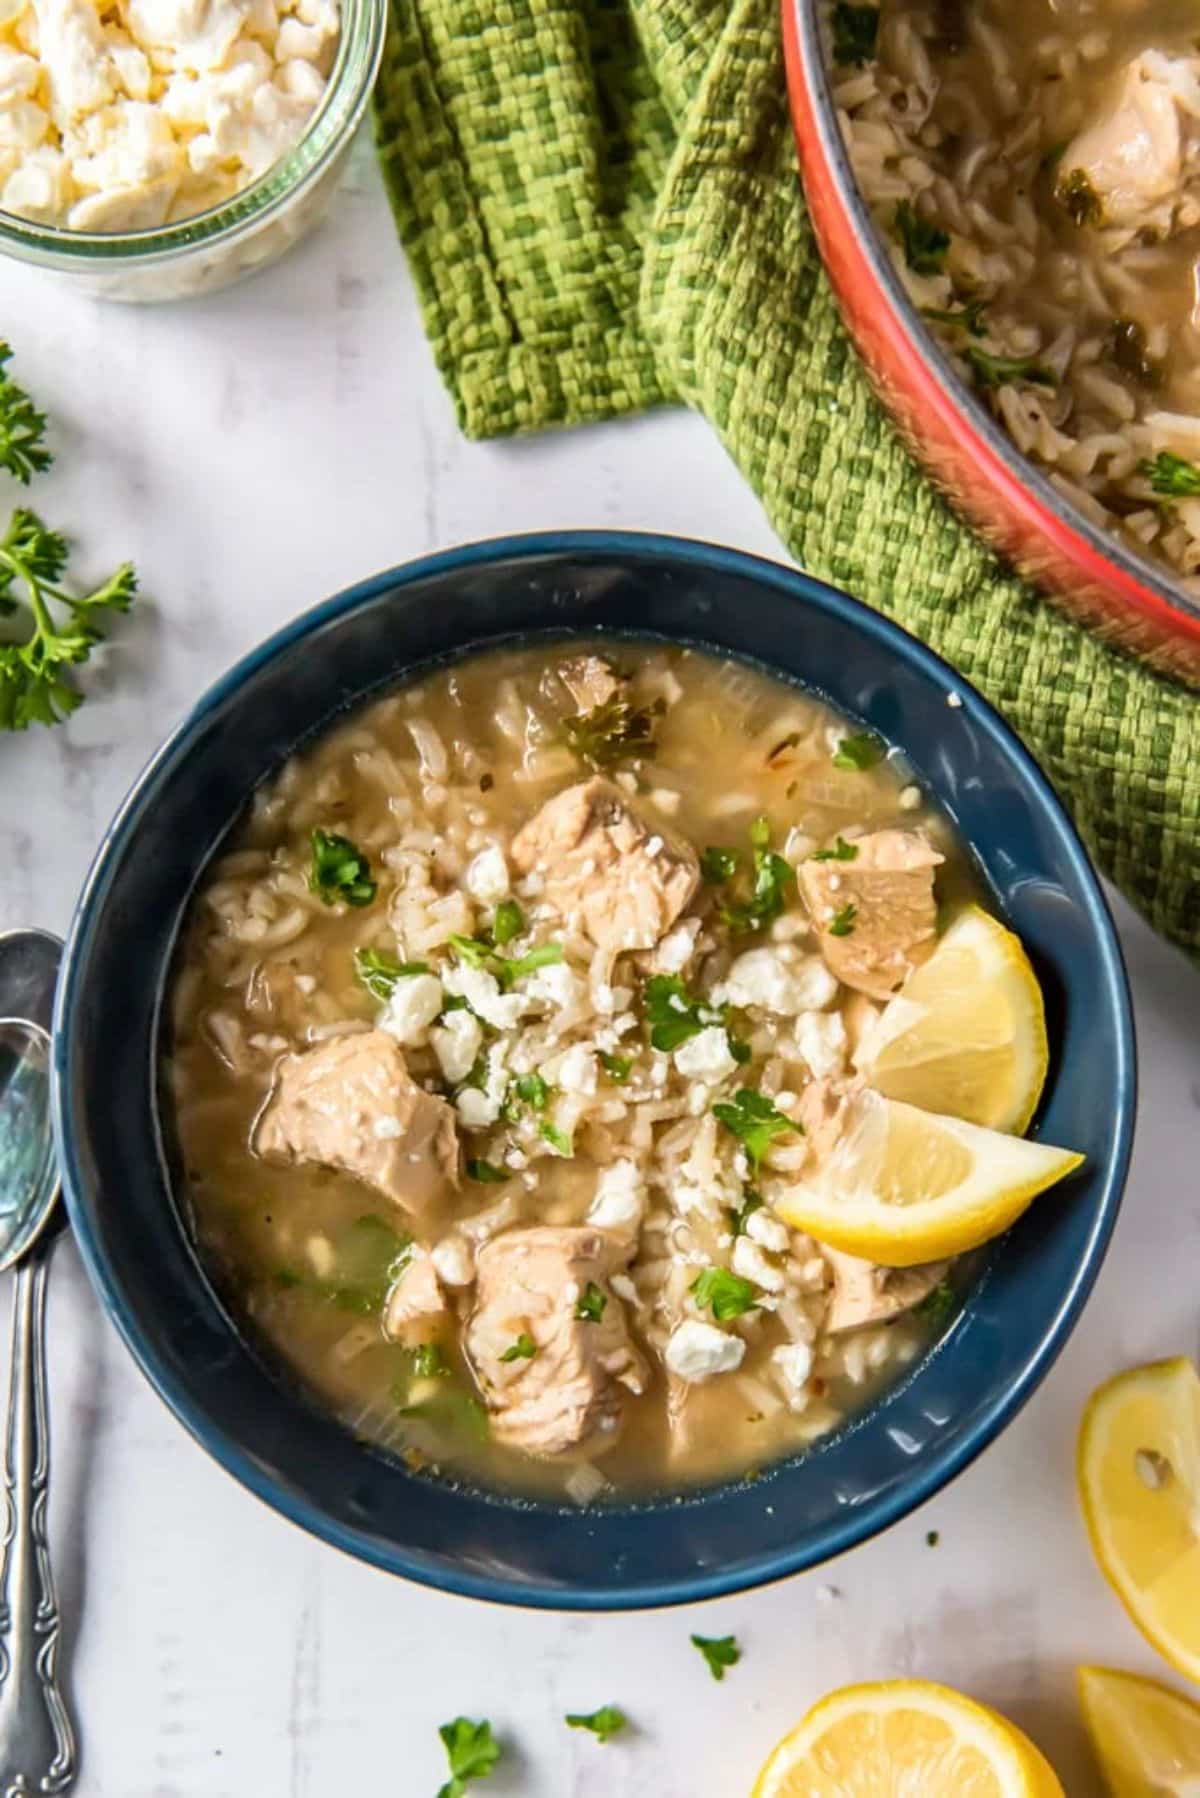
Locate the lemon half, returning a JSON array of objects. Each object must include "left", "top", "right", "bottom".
[
  {"left": 775, "top": 1089, "right": 1084, "bottom": 1266},
  {"left": 1078, "top": 1358, "right": 1200, "bottom": 1685},
  {"left": 855, "top": 905, "right": 1049, "bottom": 1133},
  {"left": 1078, "top": 1665, "right": 1200, "bottom": 1796},
  {"left": 752, "top": 1679, "right": 1065, "bottom": 1797}
]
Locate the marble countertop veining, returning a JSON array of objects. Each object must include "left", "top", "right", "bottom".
[{"left": 0, "top": 139, "right": 1197, "bottom": 1798}]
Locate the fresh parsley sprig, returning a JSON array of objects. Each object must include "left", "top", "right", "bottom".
[
  {"left": 437, "top": 1717, "right": 501, "bottom": 1797},
  {"left": 0, "top": 346, "right": 51, "bottom": 485},
  {"left": 309, "top": 829, "right": 376, "bottom": 907},
  {"left": 1140, "top": 450, "right": 1200, "bottom": 497},
  {"left": 690, "top": 1266, "right": 759, "bottom": 1321},
  {"left": 718, "top": 816, "right": 796, "bottom": 935},
  {"left": 691, "top": 1634, "right": 741, "bottom": 1682},
  {"left": 712, "top": 1088, "right": 798, "bottom": 1170}
]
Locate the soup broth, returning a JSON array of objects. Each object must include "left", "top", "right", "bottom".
[{"left": 169, "top": 638, "right": 982, "bottom": 1501}]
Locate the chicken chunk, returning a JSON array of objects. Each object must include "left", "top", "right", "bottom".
[
  {"left": 823, "top": 1247, "right": 949, "bottom": 1333},
  {"left": 254, "top": 1030, "right": 459, "bottom": 1222},
  {"left": 465, "top": 1227, "right": 647, "bottom": 1458},
  {"left": 558, "top": 654, "right": 623, "bottom": 712},
  {"left": 382, "top": 1250, "right": 448, "bottom": 1344},
  {"left": 796, "top": 1075, "right": 857, "bottom": 1163},
  {"left": 511, "top": 778, "right": 699, "bottom": 955},
  {"left": 799, "top": 829, "right": 943, "bottom": 999},
  {"left": 1057, "top": 54, "right": 1187, "bottom": 232}
]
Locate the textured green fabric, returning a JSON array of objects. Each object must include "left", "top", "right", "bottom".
[{"left": 372, "top": 0, "right": 1199, "bottom": 958}]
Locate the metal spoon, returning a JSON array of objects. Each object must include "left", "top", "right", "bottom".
[{"left": 0, "top": 928, "right": 75, "bottom": 1794}]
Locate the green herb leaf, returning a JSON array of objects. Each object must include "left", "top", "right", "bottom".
[
  {"left": 700, "top": 845, "right": 741, "bottom": 884},
  {"left": 690, "top": 1265, "right": 760, "bottom": 1321},
  {"left": 466, "top": 1159, "right": 510, "bottom": 1184},
  {"left": 0, "top": 507, "right": 137, "bottom": 732},
  {"left": 0, "top": 345, "right": 51, "bottom": 485},
  {"left": 565, "top": 1706, "right": 627, "bottom": 1744},
  {"left": 916, "top": 1279, "right": 959, "bottom": 1328},
  {"left": 353, "top": 947, "right": 429, "bottom": 999},
  {"left": 448, "top": 933, "right": 494, "bottom": 969},
  {"left": 1140, "top": 450, "right": 1200, "bottom": 497},
  {"left": 712, "top": 1088, "right": 797, "bottom": 1170},
  {"left": 515, "top": 1072, "right": 550, "bottom": 1111},
  {"left": 827, "top": 902, "right": 858, "bottom": 937},
  {"left": 832, "top": 0, "right": 879, "bottom": 65},
  {"left": 598, "top": 1051, "right": 633, "bottom": 1083},
  {"left": 964, "top": 346, "right": 1057, "bottom": 391},
  {"left": 574, "top": 1281, "right": 607, "bottom": 1322},
  {"left": 644, "top": 974, "right": 726, "bottom": 1051},
  {"left": 1055, "top": 166, "right": 1104, "bottom": 227},
  {"left": 691, "top": 1634, "right": 741, "bottom": 1682},
  {"left": 719, "top": 816, "right": 796, "bottom": 935},
  {"left": 491, "top": 898, "right": 525, "bottom": 946},
  {"left": 895, "top": 198, "right": 949, "bottom": 274},
  {"left": 810, "top": 835, "right": 860, "bottom": 862},
  {"left": 495, "top": 942, "right": 563, "bottom": 988},
  {"left": 499, "top": 1332, "right": 538, "bottom": 1362},
  {"left": 437, "top": 1717, "right": 501, "bottom": 1798},
  {"left": 831, "top": 731, "right": 884, "bottom": 771},
  {"left": 309, "top": 829, "right": 376, "bottom": 907},
  {"left": 728, "top": 1187, "right": 765, "bottom": 1238},
  {"left": 921, "top": 298, "right": 988, "bottom": 337},
  {"left": 562, "top": 695, "right": 659, "bottom": 770},
  {"left": 411, "top": 1342, "right": 448, "bottom": 1378},
  {"left": 539, "top": 1120, "right": 573, "bottom": 1157}
]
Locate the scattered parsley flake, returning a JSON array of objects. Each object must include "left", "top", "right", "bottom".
[
  {"left": 828, "top": 903, "right": 858, "bottom": 937},
  {"left": 491, "top": 899, "right": 525, "bottom": 946},
  {"left": 700, "top": 845, "right": 741, "bottom": 884},
  {"left": 353, "top": 947, "right": 429, "bottom": 999},
  {"left": 810, "top": 835, "right": 859, "bottom": 862},
  {"left": 1056, "top": 166, "right": 1103, "bottom": 227},
  {"left": 539, "top": 1120, "right": 573, "bottom": 1157},
  {"left": 964, "top": 345, "right": 1057, "bottom": 391},
  {"left": 499, "top": 1332, "right": 538, "bottom": 1362},
  {"left": 691, "top": 1634, "right": 741, "bottom": 1682},
  {"left": 565, "top": 1706, "right": 627, "bottom": 1744},
  {"left": 437, "top": 1718, "right": 501, "bottom": 1798},
  {"left": 690, "top": 1266, "right": 760, "bottom": 1321},
  {"left": 309, "top": 830, "right": 376, "bottom": 907},
  {"left": 831, "top": 731, "right": 884, "bottom": 771},
  {"left": 712, "top": 1088, "right": 797, "bottom": 1171},
  {"left": 921, "top": 298, "right": 988, "bottom": 337},
  {"left": 719, "top": 815, "right": 795, "bottom": 935},
  {"left": 916, "top": 1279, "right": 959, "bottom": 1328},
  {"left": 598, "top": 1050, "right": 633, "bottom": 1082},
  {"left": 895, "top": 198, "right": 949, "bottom": 274},
  {"left": 728, "top": 1188, "right": 765, "bottom": 1238},
  {"left": 644, "top": 974, "right": 726, "bottom": 1051},
  {"left": 411, "top": 1343, "right": 448, "bottom": 1378},
  {"left": 1140, "top": 450, "right": 1200, "bottom": 497},
  {"left": 563, "top": 695, "right": 658, "bottom": 770},
  {"left": 466, "top": 1159, "right": 510, "bottom": 1184},
  {"left": 574, "top": 1281, "right": 607, "bottom": 1322}
]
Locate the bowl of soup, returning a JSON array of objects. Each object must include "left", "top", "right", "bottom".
[
  {"left": 53, "top": 532, "right": 1134, "bottom": 1607},
  {"left": 782, "top": 0, "right": 1200, "bottom": 685}
]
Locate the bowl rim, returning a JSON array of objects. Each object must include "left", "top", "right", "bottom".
[
  {"left": 52, "top": 530, "right": 1137, "bottom": 1608},
  {"left": 780, "top": 0, "right": 1200, "bottom": 650}
]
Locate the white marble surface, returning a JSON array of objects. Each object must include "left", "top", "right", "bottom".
[{"left": 0, "top": 138, "right": 1197, "bottom": 1797}]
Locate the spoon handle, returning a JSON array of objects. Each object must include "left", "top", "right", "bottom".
[{"left": 0, "top": 1239, "right": 75, "bottom": 1795}]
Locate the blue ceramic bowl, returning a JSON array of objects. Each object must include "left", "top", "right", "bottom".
[{"left": 53, "top": 532, "right": 1135, "bottom": 1610}]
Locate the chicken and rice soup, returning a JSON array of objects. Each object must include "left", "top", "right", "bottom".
[
  {"left": 169, "top": 640, "right": 981, "bottom": 1501},
  {"left": 833, "top": 0, "right": 1200, "bottom": 589}
]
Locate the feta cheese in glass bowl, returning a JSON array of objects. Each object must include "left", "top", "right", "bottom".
[{"left": 0, "top": 0, "right": 383, "bottom": 300}]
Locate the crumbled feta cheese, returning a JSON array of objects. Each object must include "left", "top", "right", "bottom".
[
  {"left": 746, "top": 1208, "right": 790, "bottom": 1253},
  {"left": 947, "top": 691, "right": 963, "bottom": 708},
  {"left": 586, "top": 1160, "right": 645, "bottom": 1234},
  {"left": 522, "top": 961, "right": 583, "bottom": 1012},
  {"left": 715, "top": 947, "right": 838, "bottom": 1015},
  {"left": 772, "top": 1341, "right": 814, "bottom": 1404},
  {"left": 455, "top": 1087, "right": 497, "bottom": 1130},
  {"left": 442, "top": 962, "right": 527, "bottom": 1031},
  {"left": 430, "top": 1236, "right": 475, "bottom": 1288},
  {"left": 371, "top": 1116, "right": 403, "bottom": 1141},
  {"left": 431, "top": 1009, "right": 483, "bottom": 1085},
  {"left": 732, "top": 1235, "right": 785, "bottom": 1293},
  {"left": 793, "top": 1008, "right": 848, "bottom": 1078},
  {"left": 673, "top": 1025, "right": 737, "bottom": 1082},
  {"left": 898, "top": 784, "right": 922, "bottom": 811},
  {"left": 378, "top": 972, "right": 443, "bottom": 1047},
  {"left": 557, "top": 1044, "right": 598, "bottom": 1096},
  {"left": 652, "top": 918, "right": 700, "bottom": 976},
  {"left": 665, "top": 1319, "right": 746, "bottom": 1383},
  {"left": 464, "top": 843, "right": 510, "bottom": 906}
]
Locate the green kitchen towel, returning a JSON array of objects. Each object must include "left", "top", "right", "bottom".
[{"left": 373, "top": 0, "right": 1199, "bottom": 958}]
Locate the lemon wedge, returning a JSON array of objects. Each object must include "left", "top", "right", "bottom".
[
  {"left": 751, "top": 1679, "right": 1065, "bottom": 1797},
  {"left": 1078, "top": 1358, "right": 1200, "bottom": 1685},
  {"left": 854, "top": 905, "right": 1049, "bottom": 1133},
  {"left": 774, "top": 1088, "right": 1084, "bottom": 1266},
  {"left": 1078, "top": 1666, "right": 1200, "bottom": 1796}
]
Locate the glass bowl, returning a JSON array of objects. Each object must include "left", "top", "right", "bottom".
[{"left": 0, "top": 0, "right": 385, "bottom": 304}]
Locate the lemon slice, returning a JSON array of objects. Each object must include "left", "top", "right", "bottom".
[
  {"left": 1078, "top": 1358, "right": 1200, "bottom": 1685},
  {"left": 854, "top": 905, "right": 1049, "bottom": 1133},
  {"left": 751, "top": 1679, "right": 1065, "bottom": 1797},
  {"left": 1078, "top": 1665, "right": 1200, "bottom": 1796},
  {"left": 774, "top": 1089, "right": 1084, "bottom": 1266}
]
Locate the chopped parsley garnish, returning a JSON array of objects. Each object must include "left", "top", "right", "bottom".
[
  {"left": 448, "top": 934, "right": 564, "bottom": 990},
  {"left": 1056, "top": 166, "right": 1103, "bottom": 227},
  {"left": 690, "top": 1266, "right": 760, "bottom": 1321},
  {"left": 0, "top": 507, "right": 137, "bottom": 732},
  {"left": 827, "top": 902, "right": 858, "bottom": 937},
  {"left": 411, "top": 1342, "right": 448, "bottom": 1378},
  {"left": 712, "top": 1088, "right": 797, "bottom": 1170},
  {"left": 1111, "top": 318, "right": 1160, "bottom": 387},
  {"left": 565, "top": 1706, "right": 627, "bottom": 1744},
  {"left": 491, "top": 898, "right": 525, "bottom": 946},
  {"left": 691, "top": 1634, "right": 741, "bottom": 1682},
  {"left": 1140, "top": 450, "right": 1200, "bottom": 497},
  {"left": 832, "top": 0, "right": 879, "bottom": 65},
  {"left": 437, "top": 1718, "right": 501, "bottom": 1797},
  {"left": 810, "top": 835, "right": 859, "bottom": 862},
  {"left": 515, "top": 1072, "right": 550, "bottom": 1111},
  {"left": 574, "top": 1281, "right": 607, "bottom": 1322},
  {"left": 0, "top": 345, "right": 51, "bottom": 485},
  {"left": 964, "top": 346, "right": 1057, "bottom": 391},
  {"left": 539, "top": 1120, "right": 573, "bottom": 1157},
  {"left": 831, "top": 731, "right": 884, "bottom": 771},
  {"left": 719, "top": 815, "right": 796, "bottom": 935},
  {"left": 466, "top": 1159, "right": 510, "bottom": 1184},
  {"left": 353, "top": 947, "right": 429, "bottom": 999},
  {"left": 309, "top": 829, "right": 376, "bottom": 907},
  {"left": 598, "top": 1050, "right": 633, "bottom": 1083},
  {"left": 728, "top": 1187, "right": 765, "bottom": 1238},
  {"left": 644, "top": 974, "right": 726, "bottom": 1051},
  {"left": 921, "top": 298, "right": 988, "bottom": 337},
  {"left": 916, "top": 1279, "right": 960, "bottom": 1328},
  {"left": 926, "top": 1529, "right": 941, "bottom": 1547},
  {"left": 700, "top": 845, "right": 741, "bottom": 884},
  {"left": 277, "top": 1216, "right": 412, "bottom": 1317},
  {"left": 562, "top": 695, "right": 659, "bottom": 770},
  {"left": 895, "top": 198, "right": 949, "bottom": 275},
  {"left": 500, "top": 1333, "right": 538, "bottom": 1362}
]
